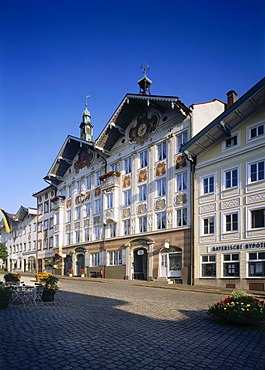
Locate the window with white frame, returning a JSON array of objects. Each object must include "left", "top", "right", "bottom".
[
  {"left": 249, "top": 122, "right": 264, "bottom": 140},
  {"left": 224, "top": 168, "right": 238, "bottom": 189},
  {"left": 139, "top": 184, "right": 147, "bottom": 202},
  {"left": 109, "top": 223, "right": 116, "bottom": 238},
  {"left": 84, "top": 203, "right": 90, "bottom": 218},
  {"left": 138, "top": 216, "right": 147, "bottom": 233},
  {"left": 124, "top": 157, "right": 132, "bottom": 174},
  {"left": 76, "top": 180, "right": 82, "bottom": 193},
  {"left": 109, "top": 250, "right": 122, "bottom": 265},
  {"left": 157, "top": 211, "right": 166, "bottom": 230},
  {"left": 49, "top": 237, "right": 53, "bottom": 249},
  {"left": 91, "top": 252, "right": 100, "bottom": 267},
  {"left": 177, "top": 131, "right": 188, "bottom": 152},
  {"left": 156, "top": 177, "right": 166, "bottom": 197},
  {"left": 248, "top": 252, "right": 265, "bottom": 277},
  {"left": 106, "top": 193, "right": 113, "bottom": 209},
  {"left": 38, "top": 203, "right": 43, "bottom": 214},
  {"left": 176, "top": 172, "right": 187, "bottom": 192},
  {"left": 66, "top": 209, "right": 71, "bottom": 223},
  {"left": 203, "top": 217, "right": 215, "bottom": 235},
  {"left": 157, "top": 141, "right": 167, "bottom": 161},
  {"left": 111, "top": 162, "right": 119, "bottom": 172},
  {"left": 50, "top": 217, "right": 53, "bottom": 229},
  {"left": 123, "top": 190, "right": 131, "bottom": 206},
  {"left": 223, "top": 253, "right": 240, "bottom": 277},
  {"left": 94, "top": 199, "right": 101, "bottom": 214},
  {"left": 84, "top": 228, "right": 89, "bottom": 241},
  {"left": 50, "top": 200, "right": 54, "bottom": 211},
  {"left": 139, "top": 150, "right": 148, "bottom": 168},
  {"left": 201, "top": 255, "right": 216, "bottom": 277},
  {"left": 75, "top": 230, "right": 80, "bottom": 243},
  {"left": 249, "top": 160, "right": 265, "bottom": 183},
  {"left": 123, "top": 219, "right": 131, "bottom": 235},
  {"left": 95, "top": 171, "right": 101, "bottom": 186},
  {"left": 43, "top": 238, "right": 48, "bottom": 249},
  {"left": 28, "top": 242, "right": 31, "bottom": 251},
  {"left": 225, "top": 212, "right": 238, "bottom": 232},
  {"left": 38, "top": 222, "right": 42, "bottom": 232},
  {"left": 33, "top": 222, "right": 37, "bottom": 231},
  {"left": 66, "top": 232, "right": 71, "bottom": 245},
  {"left": 33, "top": 240, "right": 37, "bottom": 250},
  {"left": 44, "top": 220, "right": 49, "bottom": 230},
  {"left": 86, "top": 177, "right": 91, "bottom": 190},
  {"left": 67, "top": 185, "right": 72, "bottom": 198},
  {"left": 225, "top": 135, "right": 238, "bottom": 149},
  {"left": 44, "top": 201, "right": 49, "bottom": 213},
  {"left": 202, "top": 175, "right": 214, "bottom": 194},
  {"left": 251, "top": 208, "right": 265, "bottom": 229},
  {"left": 94, "top": 225, "right": 101, "bottom": 240},
  {"left": 177, "top": 208, "right": 187, "bottom": 227}
]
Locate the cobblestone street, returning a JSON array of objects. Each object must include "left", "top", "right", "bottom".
[{"left": 1, "top": 278, "right": 265, "bottom": 369}]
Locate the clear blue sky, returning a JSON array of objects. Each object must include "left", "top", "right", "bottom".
[{"left": 0, "top": 0, "right": 264, "bottom": 214}]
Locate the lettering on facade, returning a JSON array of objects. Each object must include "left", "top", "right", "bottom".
[{"left": 207, "top": 242, "right": 265, "bottom": 253}]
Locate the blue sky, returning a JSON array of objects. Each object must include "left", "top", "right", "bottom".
[{"left": 0, "top": 0, "right": 264, "bottom": 214}]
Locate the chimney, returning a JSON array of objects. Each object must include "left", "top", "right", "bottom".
[{"left": 226, "top": 90, "right": 238, "bottom": 108}]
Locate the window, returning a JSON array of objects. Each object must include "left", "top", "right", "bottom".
[
  {"left": 124, "top": 158, "right": 132, "bottom": 174},
  {"left": 76, "top": 180, "right": 82, "bottom": 193},
  {"left": 109, "top": 223, "right": 116, "bottom": 238},
  {"left": 94, "top": 225, "right": 101, "bottom": 240},
  {"left": 177, "top": 131, "right": 188, "bottom": 152},
  {"left": 44, "top": 220, "right": 49, "bottom": 230},
  {"left": 176, "top": 172, "right": 187, "bottom": 192},
  {"left": 38, "top": 203, "right": 43, "bottom": 214},
  {"left": 28, "top": 242, "right": 31, "bottom": 251},
  {"left": 49, "top": 237, "right": 53, "bottom": 249},
  {"left": 66, "top": 232, "right": 71, "bottom": 245},
  {"left": 44, "top": 201, "right": 49, "bottom": 213},
  {"left": 177, "top": 208, "right": 187, "bottom": 227},
  {"left": 223, "top": 254, "right": 240, "bottom": 277},
  {"left": 139, "top": 184, "right": 147, "bottom": 202},
  {"left": 156, "top": 178, "right": 166, "bottom": 197},
  {"left": 91, "top": 252, "right": 100, "bottom": 267},
  {"left": 225, "top": 168, "right": 238, "bottom": 189},
  {"left": 84, "top": 203, "right": 90, "bottom": 218},
  {"left": 249, "top": 160, "right": 265, "bottom": 182},
  {"left": 157, "top": 211, "right": 166, "bottom": 230},
  {"left": 86, "top": 177, "right": 91, "bottom": 190},
  {"left": 138, "top": 216, "right": 147, "bottom": 233},
  {"left": 66, "top": 210, "right": 71, "bottom": 223},
  {"left": 109, "top": 250, "right": 122, "bottom": 265},
  {"left": 50, "top": 218, "right": 54, "bottom": 229},
  {"left": 250, "top": 123, "right": 264, "bottom": 139},
  {"left": 106, "top": 193, "right": 113, "bottom": 209},
  {"left": 225, "top": 213, "right": 238, "bottom": 232},
  {"left": 67, "top": 185, "right": 72, "bottom": 198},
  {"left": 123, "top": 190, "right": 131, "bottom": 206},
  {"left": 157, "top": 142, "right": 167, "bottom": 161},
  {"left": 225, "top": 135, "right": 238, "bottom": 148},
  {"left": 139, "top": 150, "right": 148, "bottom": 168},
  {"left": 94, "top": 199, "right": 101, "bottom": 214},
  {"left": 203, "top": 217, "right": 214, "bottom": 235},
  {"left": 248, "top": 252, "right": 265, "bottom": 277},
  {"left": 38, "top": 222, "right": 42, "bottom": 232},
  {"left": 95, "top": 171, "right": 101, "bottom": 186},
  {"left": 111, "top": 162, "right": 119, "bottom": 172},
  {"left": 43, "top": 238, "right": 48, "bottom": 250},
  {"left": 84, "top": 228, "right": 89, "bottom": 241},
  {"left": 33, "top": 222, "right": 37, "bottom": 231},
  {"left": 201, "top": 255, "right": 216, "bottom": 277},
  {"left": 251, "top": 208, "right": 265, "bottom": 229},
  {"left": 203, "top": 175, "right": 214, "bottom": 194},
  {"left": 75, "top": 230, "right": 80, "bottom": 243},
  {"left": 123, "top": 219, "right": 131, "bottom": 235}
]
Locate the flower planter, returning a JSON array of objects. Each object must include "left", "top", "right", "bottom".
[
  {"left": 0, "top": 296, "right": 10, "bottom": 309},
  {"left": 42, "top": 290, "right": 55, "bottom": 302},
  {"left": 68, "top": 273, "right": 73, "bottom": 277},
  {"left": 81, "top": 274, "right": 85, "bottom": 278}
]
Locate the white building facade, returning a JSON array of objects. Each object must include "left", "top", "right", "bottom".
[{"left": 182, "top": 77, "right": 265, "bottom": 291}]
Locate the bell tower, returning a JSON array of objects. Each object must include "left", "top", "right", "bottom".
[
  {"left": 138, "top": 64, "right": 152, "bottom": 95},
  {"left": 79, "top": 96, "right": 93, "bottom": 142}
]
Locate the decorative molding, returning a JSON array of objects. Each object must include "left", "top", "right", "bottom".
[
  {"left": 221, "top": 198, "right": 240, "bottom": 209},
  {"left": 155, "top": 198, "right": 166, "bottom": 211},
  {"left": 137, "top": 203, "right": 147, "bottom": 215},
  {"left": 123, "top": 175, "right": 131, "bottom": 188},
  {"left": 174, "top": 193, "right": 187, "bottom": 206},
  {"left": 200, "top": 203, "right": 216, "bottom": 214},
  {"left": 156, "top": 162, "right": 166, "bottom": 176},
  {"left": 138, "top": 169, "right": 147, "bottom": 183},
  {"left": 123, "top": 208, "right": 131, "bottom": 218},
  {"left": 246, "top": 193, "right": 265, "bottom": 204},
  {"left": 176, "top": 154, "right": 187, "bottom": 169}
]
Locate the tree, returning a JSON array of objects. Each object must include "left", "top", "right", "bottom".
[{"left": 0, "top": 243, "right": 8, "bottom": 261}]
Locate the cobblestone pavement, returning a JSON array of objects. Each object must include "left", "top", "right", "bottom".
[{"left": 1, "top": 278, "right": 265, "bottom": 370}]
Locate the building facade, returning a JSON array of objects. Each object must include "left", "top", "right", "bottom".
[
  {"left": 44, "top": 75, "right": 224, "bottom": 282},
  {"left": 182, "top": 77, "right": 265, "bottom": 291}
]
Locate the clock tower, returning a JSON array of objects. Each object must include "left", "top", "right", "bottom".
[{"left": 79, "top": 98, "right": 93, "bottom": 142}]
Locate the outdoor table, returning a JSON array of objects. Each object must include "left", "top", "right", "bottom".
[{"left": 10, "top": 285, "right": 35, "bottom": 305}]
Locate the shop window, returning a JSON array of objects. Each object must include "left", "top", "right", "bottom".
[
  {"left": 201, "top": 255, "right": 216, "bottom": 277},
  {"left": 248, "top": 252, "right": 265, "bottom": 277},
  {"left": 109, "top": 250, "right": 122, "bottom": 265},
  {"left": 223, "top": 253, "right": 240, "bottom": 277}
]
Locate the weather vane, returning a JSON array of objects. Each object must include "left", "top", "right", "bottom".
[
  {"left": 140, "top": 64, "right": 150, "bottom": 77},
  {"left": 85, "top": 95, "right": 91, "bottom": 108}
]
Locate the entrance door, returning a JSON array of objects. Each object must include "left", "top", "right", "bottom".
[
  {"left": 133, "top": 249, "right": 147, "bottom": 280},
  {"left": 160, "top": 254, "right": 167, "bottom": 277},
  {"left": 77, "top": 254, "right": 85, "bottom": 275},
  {"left": 168, "top": 253, "right": 182, "bottom": 278}
]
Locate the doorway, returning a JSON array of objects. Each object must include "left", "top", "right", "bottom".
[{"left": 133, "top": 248, "right": 147, "bottom": 280}]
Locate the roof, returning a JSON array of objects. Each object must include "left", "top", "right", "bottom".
[
  {"left": 181, "top": 77, "right": 265, "bottom": 159},
  {"left": 95, "top": 93, "right": 191, "bottom": 153},
  {"left": 32, "top": 185, "right": 54, "bottom": 198},
  {"left": 44, "top": 135, "right": 94, "bottom": 185},
  {"left": 15, "top": 206, "right": 37, "bottom": 221}
]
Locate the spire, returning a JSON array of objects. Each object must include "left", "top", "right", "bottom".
[
  {"left": 79, "top": 95, "right": 93, "bottom": 142},
  {"left": 138, "top": 64, "right": 152, "bottom": 95}
]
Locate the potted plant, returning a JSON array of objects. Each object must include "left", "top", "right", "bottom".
[
  {"left": 4, "top": 272, "right": 21, "bottom": 284},
  {"left": 41, "top": 275, "right": 59, "bottom": 302},
  {"left": 68, "top": 268, "right": 74, "bottom": 277},
  {"left": 0, "top": 286, "right": 11, "bottom": 309},
  {"left": 79, "top": 268, "right": 85, "bottom": 277},
  {"left": 208, "top": 290, "right": 265, "bottom": 324}
]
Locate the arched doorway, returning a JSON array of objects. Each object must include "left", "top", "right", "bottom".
[
  {"left": 77, "top": 254, "right": 85, "bottom": 275},
  {"left": 133, "top": 248, "right": 147, "bottom": 280},
  {"left": 160, "top": 246, "right": 182, "bottom": 278}
]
